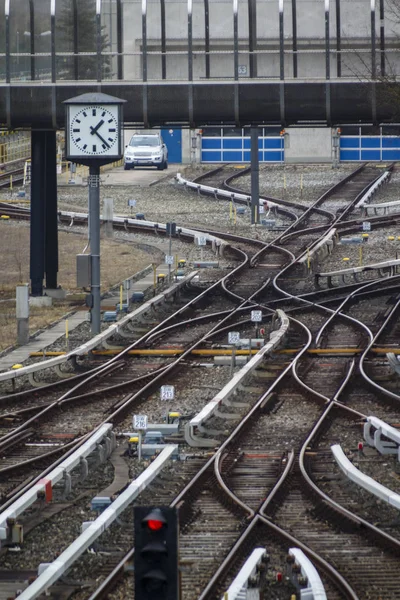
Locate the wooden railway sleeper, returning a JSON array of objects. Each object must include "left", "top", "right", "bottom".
[
  {"left": 80, "top": 457, "right": 89, "bottom": 479},
  {"left": 28, "top": 371, "right": 43, "bottom": 387},
  {"left": 101, "top": 338, "right": 123, "bottom": 351},
  {"left": 223, "top": 394, "right": 249, "bottom": 409},
  {"left": 215, "top": 406, "right": 240, "bottom": 420},
  {"left": 63, "top": 472, "right": 72, "bottom": 497},
  {"left": 197, "top": 422, "right": 225, "bottom": 437},
  {"left": 54, "top": 363, "right": 74, "bottom": 379}
]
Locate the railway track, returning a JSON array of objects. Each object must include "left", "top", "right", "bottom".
[
  {"left": 2, "top": 164, "right": 400, "bottom": 599},
  {"left": 0, "top": 167, "right": 24, "bottom": 189}
]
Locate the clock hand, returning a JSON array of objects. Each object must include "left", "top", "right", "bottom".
[
  {"left": 93, "top": 130, "right": 111, "bottom": 149},
  {"left": 89, "top": 120, "right": 105, "bottom": 136}
]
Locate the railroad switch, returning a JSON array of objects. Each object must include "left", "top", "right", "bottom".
[
  {"left": 167, "top": 411, "right": 181, "bottom": 424},
  {"left": 91, "top": 496, "right": 112, "bottom": 512},
  {"left": 103, "top": 310, "right": 118, "bottom": 322}
]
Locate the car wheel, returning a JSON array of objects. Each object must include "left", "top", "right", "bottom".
[
  {"left": 164, "top": 160, "right": 168, "bottom": 170},
  {"left": 124, "top": 164, "right": 130, "bottom": 170},
  {"left": 157, "top": 164, "right": 163, "bottom": 170}
]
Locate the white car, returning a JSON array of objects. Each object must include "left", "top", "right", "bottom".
[{"left": 124, "top": 133, "right": 168, "bottom": 170}]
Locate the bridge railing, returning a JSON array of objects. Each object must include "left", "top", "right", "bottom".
[{"left": 0, "top": 0, "right": 397, "bottom": 84}]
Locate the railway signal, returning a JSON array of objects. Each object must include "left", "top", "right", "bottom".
[{"left": 134, "top": 506, "right": 179, "bottom": 600}]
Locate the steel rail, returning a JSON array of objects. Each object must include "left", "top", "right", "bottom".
[{"left": 359, "top": 297, "right": 400, "bottom": 402}]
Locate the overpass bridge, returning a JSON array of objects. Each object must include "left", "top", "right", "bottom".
[
  {"left": 1, "top": 0, "right": 400, "bottom": 129},
  {"left": 1, "top": 0, "right": 400, "bottom": 297}
]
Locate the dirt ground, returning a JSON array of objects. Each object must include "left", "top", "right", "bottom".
[{"left": 0, "top": 220, "right": 161, "bottom": 352}]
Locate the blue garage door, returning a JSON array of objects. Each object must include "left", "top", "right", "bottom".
[
  {"left": 340, "top": 132, "right": 400, "bottom": 162},
  {"left": 161, "top": 128, "right": 182, "bottom": 163},
  {"left": 201, "top": 135, "right": 284, "bottom": 163}
]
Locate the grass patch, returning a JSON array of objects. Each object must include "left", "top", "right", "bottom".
[{"left": 0, "top": 221, "right": 161, "bottom": 352}]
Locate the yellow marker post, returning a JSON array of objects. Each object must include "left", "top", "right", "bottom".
[
  {"left": 119, "top": 285, "right": 123, "bottom": 312},
  {"left": 343, "top": 257, "right": 350, "bottom": 262},
  {"left": 153, "top": 263, "right": 157, "bottom": 295},
  {"left": 65, "top": 319, "right": 69, "bottom": 349},
  {"left": 388, "top": 236, "right": 395, "bottom": 241}
]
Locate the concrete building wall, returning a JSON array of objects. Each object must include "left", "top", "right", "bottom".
[
  {"left": 122, "top": 0, "right": 400, "bottom": 81},
  {"left": 284, "top": 128, "right": 332, "bottom": 163}
]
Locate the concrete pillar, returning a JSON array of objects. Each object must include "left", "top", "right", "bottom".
[
  {"left": 30, "top": 130, "right": 59, "bottom": 296},
  {"left": 16, "top": 284, "right": 29, "bottom": 345}
]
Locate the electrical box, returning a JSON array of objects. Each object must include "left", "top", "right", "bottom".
[
  {"left": 166, "top": 222, "right": 176, "bottom": 236},
  {"left": 77, "top": 254, "right": 91, "bottom": 288}
]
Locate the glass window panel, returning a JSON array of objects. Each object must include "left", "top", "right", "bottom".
[
  {"left": 296, "top": 0, "right": 325, "bottom": 79},
  {"left": 192, "top": 1, "right": 206, "bottom": 80},
  {"left": 209, "top": 1, "right": 233, "bottom": 79},
  {"left": 361, "top": 126, "right": 380, "bottom": 136},
  {"left": 202, "top": 128, "right": 222, "bottom": 138},
  {"left": 382, "top": 126, "right": 400, "bottom": 136},
  {"left": 10, "top": 0, "right": 31, "bottom": 81},
  {"left": 56, "top": 0, "right": 97, "bottom": 80},
  {"left": 223, "top": 127, "right": 242, "bottom": 137},
  {"left": 122, "top": 0, "right": 141, "bottom": 81},
  {"left": 147, "top": 1, "right": 163, "bottom": 80},
  {"left": 164, "top": 1, "right": 188, "bottom": 81},
  {"left": 101, "top": 0, "right": 117, "bottom": 79},
  {"left": 56, "top": 0, "right": 74, "bottom": 80},
  {"left": 340, "top": 126, "right": 360, "bottom": 136},
  {"left": 31, "top": 0, "right": 52, "bottom": 81},
  {"left": 255, "top": 0, "right": 279, "bottom": 78}
]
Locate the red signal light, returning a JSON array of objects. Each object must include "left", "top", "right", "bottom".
[
  {"left": 147, "top": 518, "right": 164, "bottom": 531},
  {"left": 142, "top": 508, "right": 167, "bottom": 531}
]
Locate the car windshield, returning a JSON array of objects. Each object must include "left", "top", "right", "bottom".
[{"left": 129, "top": 136, "right": 159, "bottom": 147}]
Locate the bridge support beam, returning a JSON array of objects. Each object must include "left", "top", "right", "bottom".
[{"left": 30, "top": 131, "right": 58, "bottom": 296}]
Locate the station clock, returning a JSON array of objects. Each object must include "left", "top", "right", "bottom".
[{"left": 64, "top": 93, "right": 125, "bottom": 166}]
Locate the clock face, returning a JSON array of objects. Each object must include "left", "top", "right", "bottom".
[{"left": 68, "top": 104, "right": 120, "bottom": 157}]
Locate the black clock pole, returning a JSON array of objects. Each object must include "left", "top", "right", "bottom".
[
  {"left": 88, "top": 164, "right": 101, "bottom": 335},
  {"left": 63, "top": 93, "right": 126, "bottom": 338}
]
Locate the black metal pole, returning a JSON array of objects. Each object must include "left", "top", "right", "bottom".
[
  {"left": 44, "top": 131, "right": 58, "bottom": 290},
  {"left": 30, "top": 131, "right": 46, "bottom": 296},
  {"left": 88, "top": 164, "right": 101, "bottom": 335},
  {"left": 250, "top": 127, "right": 259, "bottom": 225},
  {"left": 248, "top": 0, "right": 257, "bottom": 77}
]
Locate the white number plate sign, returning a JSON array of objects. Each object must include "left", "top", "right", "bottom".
[
  {"left": 196, "top": 236, "right": 207, "bottom": 246},
  {"left": 161, "top": 385, "right": 175, "bottom": 401},
  {"left": 133, "top": 414, "right": 148, "bottom": 430},
  {"left": 165, "top": 255, "right": 174, "bottom": 265},
  {"left": 251, "top": 310, "right": 262, "bottom": 322},
  {"left": 228, "top": 331, "right": 240, "bottom": 345}
]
